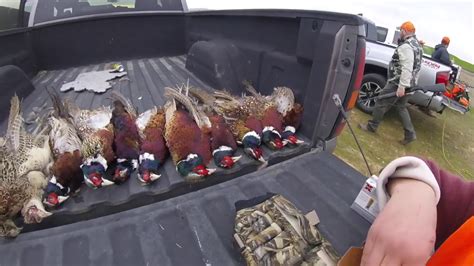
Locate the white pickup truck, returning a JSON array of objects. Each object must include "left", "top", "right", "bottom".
[{"left": 357, "top": 19, "right": 467, "bottom": 114}]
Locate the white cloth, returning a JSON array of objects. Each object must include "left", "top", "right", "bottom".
[{"left": 376, "top": 156, "right": 441, "bottom": 211}]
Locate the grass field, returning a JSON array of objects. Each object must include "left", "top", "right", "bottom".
[
  {"left": 334, "top": 107, "right": 474, "bottom": 180},
  {"left": 423, "top": 46, "right": 474, "bottom": 73}
]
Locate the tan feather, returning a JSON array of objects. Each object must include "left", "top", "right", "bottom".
[
  {"left": 188, "top": 87, "right": 216, "bottom": 106},
  {"left": 109, "top": 91, "right": 137, "bottom": 118},
  {"left": 164, "top": 87, "right": 211, "bottom": 130},
  {"left": 5, "top": 95, "right": 22, "bottom": 151}
]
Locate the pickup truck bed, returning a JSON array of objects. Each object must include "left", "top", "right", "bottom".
[
  {"left": 0, "top": 151, "right": 370, "bottom": 266},
  {"left": 0, "top": 55, "right": 311, "bottom": 232},
  {"left": 0, "top": 8, "right": 369, "bottom": 265}
]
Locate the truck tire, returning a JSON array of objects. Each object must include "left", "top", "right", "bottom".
[{"left": 357, "top": 73, "right": 387, "bottom": 114}]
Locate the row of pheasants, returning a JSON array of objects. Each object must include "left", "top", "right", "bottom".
[{"left": 0, "top": 83, "right": 303, "bottom": 237}]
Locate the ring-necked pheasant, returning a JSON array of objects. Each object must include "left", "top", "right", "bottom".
[
  {"left": 45, "top": 90, "right": 84, "bottom": 207},
  {"left": 211, "top": 91, "right": 266, "bottom": 163},
  {"left": 244, "top": 83, "right": 304, "bottom": 147},
  {"left": 109, "top": 91, "right": 140, "bottom": 184},
  {"left": 135, "top": 107, "right": 168, "bottom": 184},
  {"left": 67, "top": 102, "right": 115, "bottom": 189},
  {"left": 164, "top": 86, "right": 216, "bottom": 180},
  {"left": 188, "top": 87, "right": 241, "bottom": 168},
  {"left": 0, "top": 95, "right": 53, "bottom": 237}
]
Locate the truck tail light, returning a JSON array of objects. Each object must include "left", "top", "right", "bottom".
[
  {"left": 333, "top": 120, "right": 347, "bottom": 137},
  {"left": 346, "top": 45, "right": 366, "bottom": 111},
  {"left": 436, "top": 71, "right": 449, "bottom": 86}
]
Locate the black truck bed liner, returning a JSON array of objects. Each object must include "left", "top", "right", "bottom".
[
  {"left": 0, "top": 151, "right": 370, "bottom": 266},
  {"left": 0, "top": 55, "right": 311, "bottom": 232}
]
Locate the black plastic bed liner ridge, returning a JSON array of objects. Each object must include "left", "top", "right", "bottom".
[{"left": 0, "top": 55, "right": 313, "bottom": 233}]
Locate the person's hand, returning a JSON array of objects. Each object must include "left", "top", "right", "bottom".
[
  {"left": 396, "top": 86, "right": 405, "bottom": 97},
  {"left": 361, "top": 178, "right": 437, "bottom": 266}
]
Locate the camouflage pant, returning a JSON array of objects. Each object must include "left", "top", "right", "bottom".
[{"left": 368, "top": 83, "right": 416, "bottom": 139}]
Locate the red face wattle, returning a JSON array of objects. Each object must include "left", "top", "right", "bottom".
[
  {"left": 47, "top": 192, "right": 59, "bottom": 206},
  {"left": 273, "top": 138, "right": 284, "bottom": 149},
  {"left": 193, "top": 164, "right": 209, "bottom": 176},
  {"left": 89, "top": 173, "right": 103, "bottom": 187},
  {"left": 252, "top": 147, "right": 263, "bottom": 160},
  {"left": 288, "top": 135, "right": 298, "bottom": 145},
  {"left": 221, "top": 156, "right": 235, "bottom": 168},
  {"left": 142, "top": 171, "right": 151, "bottom": 183}
]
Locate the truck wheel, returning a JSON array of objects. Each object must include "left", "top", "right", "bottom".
[{"left": 357, "top": 73, "right": 386, "bottom": 114}]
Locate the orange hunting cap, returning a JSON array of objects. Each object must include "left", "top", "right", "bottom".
[
  {"left": 400, "top": 21, "right": 415, "bottom": 33},
  {"left": 442, "top": 36, "right": 450, "bottom": 45}
]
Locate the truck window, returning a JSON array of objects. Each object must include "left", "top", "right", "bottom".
[
  {"left": 392, "top": 30, "right": 400, "bottom": 45},
  {"left": 365, "top": 22, "right": 378, "bottom": 42},
  {"left": 0, "top": 0, "right": 21, "bottom": 31},
  {"left": 376, "top": 26, "right": 388, "bottom": 42},
  {"left": 31, "top": 0, "right": 183, "bottom": 25}
]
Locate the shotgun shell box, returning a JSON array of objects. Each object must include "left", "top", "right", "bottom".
[{"left": 351, "top": 175, "right": 379, "bottom": 223}]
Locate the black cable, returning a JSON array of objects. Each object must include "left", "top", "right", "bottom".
[{"left": 333, "top": 94, "right": 373, "bottom": 176}]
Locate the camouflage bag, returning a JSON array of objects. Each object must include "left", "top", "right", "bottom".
[{"left": 234, "top": 194, "right": 339, "bottom": 266}]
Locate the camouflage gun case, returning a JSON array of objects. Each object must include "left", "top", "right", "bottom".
[{"left": 234, "top": 194, "right": 339, "bottom": 265}]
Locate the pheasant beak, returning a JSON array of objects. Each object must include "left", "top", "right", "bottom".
[
  {"left": 138, "top": 171, "right": 161, "bottom": 185},
  {"left": 220, "top": 155, "right": 241, "bottom": 168},
  {"left": 285, "top": 135, "right": 304, "bottom": 145},
  {"left": 85, "top": 173, "right": 114, "bottom": 188},
  {"left": 247, "top": 147, "right": 265, "bottom": 163},
  {"left": 192, "top": 165, "right": 216, "bottom": 177}
]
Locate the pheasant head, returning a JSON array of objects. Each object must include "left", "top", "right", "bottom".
[
  {"left": 241, "top": 131, "right": 265, "bottom": 162},
  {"left": 281, "top": 126, "right": 304, "bottom": 146},
  {"left": 22, "top": 198, "right": 52, "bottom": 224},
  {"left": 262, "top": 126, "right": 284, "bottom": 150},
  {"left": 176, "top": 154, "right": 215, "bottom": 178},
  {"left": 43, "top": 176, "right": 70, "bottom": 208},
  {"left": 137, "top": 153, "right": 161, "bottom": 184},
  {"left": 81, "top": 153, "right": 114, "bottom": 189},
  {"left": 212, "top": 146, "right": 241, "bottom": 169},
  {"left": 114, "top": 159, "right": 138, "bottom": 184}
]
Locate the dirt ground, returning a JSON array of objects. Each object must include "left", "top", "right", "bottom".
[{"left": 459, "top": 70, "right": 474, "bottom": 88}]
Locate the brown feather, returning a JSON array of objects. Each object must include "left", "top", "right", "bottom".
[
  {"left": 51, "top": 150, "right": 83, "bottom": 192},
  {"left": 261, "top": 107, "right": 284, "bottom": 132},
  {"left": 283, "top": 103, "right": 304, "bottom": 129},
  {"left": 209, "top": 115, "right": 237, "bottom": 151},
  {"left": 165, "top": 110, "right": 212, "bottom": 164}
]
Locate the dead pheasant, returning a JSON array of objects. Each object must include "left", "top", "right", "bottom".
[
  {"left": 135, "top": 107, "right": 168, "bottom": 184},
  {"left": 67, "top": 102, "right": 115, "bottom": 189},
  {"left": 164, "top": 86, "right": 215, "bottom": 180},
  {"left": 244, "top": 83, "right": 304, "bottom": 147},
  {"left": 109, "top": 91, "right": 140, "bottom": 184},
  {"left": 281, "top": 102, "right": 304, "bottom": 146},
  {"left": 0, "top": 95, "right": 53, "bottom": 237},
  {"left": 45, "top": 90, "right": 84, "bottom": 207},
  {"left": 211, "top": 90, "right": 266, "bottom": 163},
  {"left": 188, "top": 87, "right": 241, "bottom": 168}
]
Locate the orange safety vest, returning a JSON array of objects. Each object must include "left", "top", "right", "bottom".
[{"left": 427, "top": 216, "right": 474, "bottom": 266}]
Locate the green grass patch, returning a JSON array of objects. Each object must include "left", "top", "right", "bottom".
[
  {"left": 423, "top": 46, "right": 474, "bottom": 73},
  {"left": 334, "top": 107, "right": 474, "bottom": 180}
]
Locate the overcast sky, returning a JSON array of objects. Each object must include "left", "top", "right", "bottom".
[{"left": 186, "top": 0, "right": 474, "bottom": 63}]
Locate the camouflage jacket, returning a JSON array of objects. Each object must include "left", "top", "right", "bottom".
[
  {"left": 234, "top": 194, "right": 339, "bottom": 266},
  {"left": 388, "top": 35, "right": 423, "bottom": 88}
]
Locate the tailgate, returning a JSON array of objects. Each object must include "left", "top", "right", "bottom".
[{"left": 0, "top": 151, "right": 370, "bottom": 266}]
